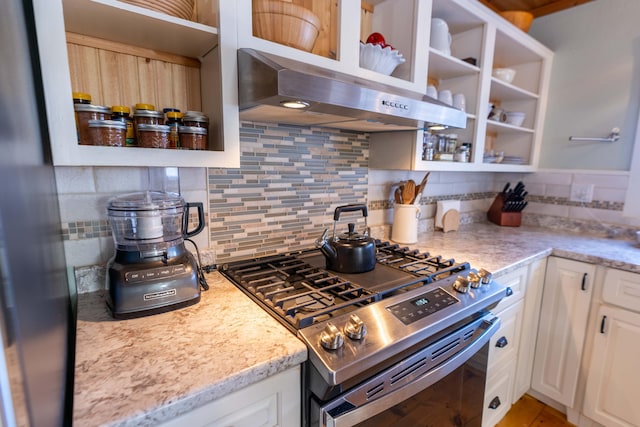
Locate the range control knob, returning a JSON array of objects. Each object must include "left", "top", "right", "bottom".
[
  {"left": 453, "top": 276, "right": 470, "bottom": 293},
  {"left": 467, "top": 271, "right": 481, "bottom": 288},
  {"left": 320, "top": 323, "right": 344, "bottom": 350},
  {"left": 344, "top": 314, "right": 367, "bottom": 340},
  {"left": 478, "top": 269, "right": 493, "bottom": 285}
]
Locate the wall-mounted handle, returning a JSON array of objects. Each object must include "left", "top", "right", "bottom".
[
  {"left": 569, "top": 127, "right": 620, "bottom": 142},
  {"left": 581, "top": 272, "right": 588, "bottom": 291}
]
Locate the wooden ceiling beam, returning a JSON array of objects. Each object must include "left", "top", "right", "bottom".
[
  {"left": 530, "top": 0, "right": 593, "bottom": 17},
  {"left": 476, "top": 0, "right": 594, "bottom": 18}
]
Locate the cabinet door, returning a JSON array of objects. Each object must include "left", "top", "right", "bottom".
[
  {"left": 513, "top": 258, "right": 546, "bottom": 403},
  {"left": 531, "top": 257, "right": 594, "bottom": 408},
  {"left": 158, "top": 367, "right": 300, "bottom": 427},
  {"left": 583, "top": 305, "right": 640, "bottom": 427}
]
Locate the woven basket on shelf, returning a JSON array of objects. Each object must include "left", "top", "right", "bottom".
[
  {"left": 252, "top": 0, "right": 320, "bottom": 52},
  {"left": 120, "top": 0, "right": 195, "bottom": 21}
]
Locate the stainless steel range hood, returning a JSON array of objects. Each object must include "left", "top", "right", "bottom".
[{"left": 237, "top": 48, "right": 467, "bottom": 132}]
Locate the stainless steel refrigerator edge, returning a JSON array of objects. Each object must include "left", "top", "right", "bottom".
[{"left": 0, "top": 1, "right": 75, "bottom": 426}]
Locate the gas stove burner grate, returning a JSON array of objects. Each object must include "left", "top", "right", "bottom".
[
  {"left": 222, "top": 253, "right": 378, "bottom": 329},
  {"left": 375, "top": 241, "right": 470, "bottom": 283}
]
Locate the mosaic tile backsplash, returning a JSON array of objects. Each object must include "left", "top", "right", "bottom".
[
  {"left": 208, "top": 122, "right": 369, "bottom": 261},
  {"left": 56, "top": 122, "right": 637, "bottom": 275}
]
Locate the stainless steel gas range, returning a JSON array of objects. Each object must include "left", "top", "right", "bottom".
[{"left": 218, "top": 241, "right": 508, "bottom": 427}]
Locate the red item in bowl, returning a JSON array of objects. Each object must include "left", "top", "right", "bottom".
[{"left": 366, "top": 32, "right": 386, "bottom": 46}]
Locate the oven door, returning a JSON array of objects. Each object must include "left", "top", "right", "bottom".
[{"left": 316, "top": 313, "right": 499, "bottom": 427}]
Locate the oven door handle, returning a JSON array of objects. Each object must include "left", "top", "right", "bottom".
[{"left": 320, "top": 313, "right": 500, "bottom": 427}]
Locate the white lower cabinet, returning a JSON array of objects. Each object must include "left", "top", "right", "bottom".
[
  {"left": 158, "top": 366, "right": 301, "bottom": 427},
  {"left": 582, "top": 267, "right": 640, "bottom": 427},
  {"left": 512, "top": 258, "right": 546, "bottom": 402},
  {"left": 583, "top": 305, "right": 640, "bottom": 427},
  {"left": 531, "top": 257, "right": 595, "bottom": 408},
  {"left": 482, "top": 301, "right": 523, "bottom": 427}
]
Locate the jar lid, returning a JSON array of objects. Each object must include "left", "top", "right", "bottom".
[
  {"left": 72, "top": 92, "right": 91, "bottom": 102},
  {"left": 178, "top": 125, "right": 208, "bottom": 135},
  {"left": 134, "top": 103, "right": 155, "bottom": 111},
  {"left": 74, "top": 104, "right": 111, "bottom": 113},
  {"left": 111, "top": 105, "right": 131, "bottom": 114},
  {"left": 163, "top": 107, "right": 181, "bottom": 114},
  {"left": 137, "top": 124, "right": 170, "bottom": 132},
  {"left": 134, "top": 109, "right": 163, "bottom": 118},
  {"left": 166, "top": 111, "right": 183, "bottom": 119},
  {"left": 183, "top": 111, "right": 209, "bottom": 122},
  {"left": 88, "top": 119, "right": 127, "bottom": 129},
  {"left": 448, "top": 134, "right": 458, "bottom": 139}
]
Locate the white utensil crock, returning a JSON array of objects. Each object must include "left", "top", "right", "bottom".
[{"left": 392, "top": 204, "right": 421, "bottom": 244}]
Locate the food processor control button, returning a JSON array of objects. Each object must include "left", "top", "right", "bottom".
[
  {"left": 453, "top": 276, "right": 470, "bottom": 293},
  {"left": 478, "top": 269, "right": 493, "bottom": 285},
  {"left": 467, "top": 271, "right": 481, "bottom": 288},
  {"left": 344, "top": 314, "right": 367, "bottom": 340},
  {"left": 320, "top": 323, "right": 344, "bottom": 350}
]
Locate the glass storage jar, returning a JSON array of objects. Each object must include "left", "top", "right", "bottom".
[
  {"left": 136, "top": 124, "right": 170, "bottom": 149},
  {"left": 178, "top": 126, "right": 207, "bottom": 150},
  {"left": 88, "top": 119, "right": 127, "bottom": 147},
  {"left": 133, "top": 108, "right": 163, "bottom": 144},
  {"left": 74, "top": 104, "right": 111, "bottom": 145}
]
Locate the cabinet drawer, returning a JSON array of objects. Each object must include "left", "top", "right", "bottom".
[
  {"left": 488, "top": 300, "right": 523, "bottom": 370},
  {"left": 602, "top": 268, "right": 640, "bottom": 313},
  {"left": 493, "top": 266, "right": 528, "bottom": 312},
  {"left": 483, "top": 360, "right": 516, "bottom": 427}
]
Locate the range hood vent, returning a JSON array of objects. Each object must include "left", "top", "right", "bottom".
[{"left": 237, "top": 48, "right": 467, "bottom": 132}]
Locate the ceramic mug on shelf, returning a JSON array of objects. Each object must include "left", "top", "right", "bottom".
[
  {"left": 426, "top": 85, "right": 438, "bottom": 99},
  {"left": 430, "top": 18, "right": 452, "bottom": 55},
  {"left": 438, "top": 89, "right": 453, "bottom": 106},
  {"left": 453, "top": 93, "right": 466, "bottom": 112}
]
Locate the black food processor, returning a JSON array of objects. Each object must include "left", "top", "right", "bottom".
[{"left": 106, "top": 191, "right": 204, "bottom": 318}]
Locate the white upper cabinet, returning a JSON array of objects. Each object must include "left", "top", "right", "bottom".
[
  {"left": 369, "top": 0, "right": 553, "bottom": 172},
  {"left": 33, "top": 0, "right": 240, "bottom": 167}
]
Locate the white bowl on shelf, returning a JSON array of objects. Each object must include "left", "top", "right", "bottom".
[
  {"left": 505, "top": 111, "right": 526, "bottom": 127},
  {"left": 359, "top": 43, "right": 406, "bottom": 75},
  {"left": 492, "top": 68, "right": 516, "bottom": 83}
]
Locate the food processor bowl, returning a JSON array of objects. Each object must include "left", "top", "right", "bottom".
[{"left": 108, "top": 191, "right": 187, "bottom": 252}]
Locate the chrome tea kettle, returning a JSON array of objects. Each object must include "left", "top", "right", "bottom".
[{"left": 316, "top": 204, "right": 376, "bottom": 273}]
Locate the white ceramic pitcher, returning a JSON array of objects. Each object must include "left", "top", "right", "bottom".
[{"left": 430, "top": 18, "right": 452, "bottom": 55}]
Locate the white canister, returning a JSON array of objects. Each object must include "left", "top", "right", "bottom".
[
  {"left": 430, "top": 18, "right": 452, "bottom": 55},
  {"left": 391, "top": 204, "right": 421, "bottom": 244}
]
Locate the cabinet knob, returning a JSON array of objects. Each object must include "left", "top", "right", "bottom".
[
  {"left": 496, "top": 336, "right": 508, "bottom": 348},
  {"left": 320, "top": 323, "right": 344, "bottom": 350},
  {"left": 344, "top": 314, "right": 367, "bottom": 340},
  {"left": 489, "top": 396, "right": 501, "bottom": 410}
]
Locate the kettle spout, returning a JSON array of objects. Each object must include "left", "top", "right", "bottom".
[{"left": 316, "top": 229, "right": 337, "bottom": 260}]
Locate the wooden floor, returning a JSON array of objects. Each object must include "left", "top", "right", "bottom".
[{"left": 496, "top": 394, "right": 575, "bottom": 427}]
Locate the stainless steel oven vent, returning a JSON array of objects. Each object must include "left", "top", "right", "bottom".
[{"left": 237, "top": 48, "right": 467, "bottom": 132}]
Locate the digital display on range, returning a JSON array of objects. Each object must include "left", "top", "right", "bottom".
[
  {"left": 387, "top": 287, "right": 459, "bottom": 325},
  {"left": 413, "top": 297, "right": 429, "bottom": 307}
]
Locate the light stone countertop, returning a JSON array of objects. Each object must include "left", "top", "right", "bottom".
[
  {"left": 73, "top": 271, "right": 308, "bottom": 427},
  {"left": 72, "top": 222, "right": 640, "bottom": 427}
]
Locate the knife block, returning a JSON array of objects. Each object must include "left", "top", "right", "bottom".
[{"left": 487, "top": 194, "right": 521, "bottom": 227}]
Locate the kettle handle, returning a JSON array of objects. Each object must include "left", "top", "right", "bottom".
[
  {"left": 183, "top": 202, "right": 205, "bottom": 238},
  {"left": 334, "top": 204, "right": 368, "bottom": 221}
]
